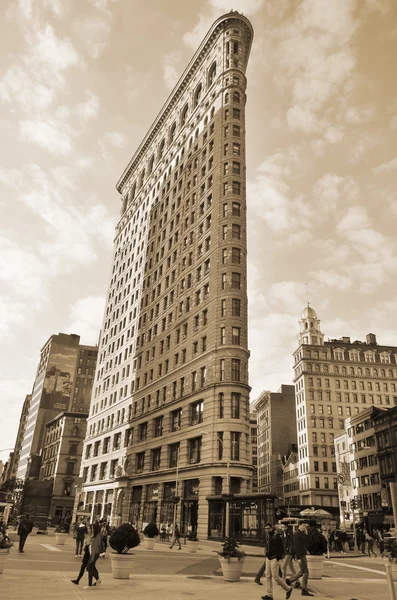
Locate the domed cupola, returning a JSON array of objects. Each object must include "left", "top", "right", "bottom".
[{"left": 298, "top": 304, "right": 324, "bottom": 346}]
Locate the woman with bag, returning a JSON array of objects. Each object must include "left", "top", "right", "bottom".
[
  {"left": 85, "top": 522, "right": 102, "bottom": 589},
  {"left": 71, "top": 526, "right": 93, "bottom": 586}
]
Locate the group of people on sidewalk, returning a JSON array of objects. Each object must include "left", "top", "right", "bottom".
[{"left": 255, "top": 520, "right": 323, "bottom": 600}]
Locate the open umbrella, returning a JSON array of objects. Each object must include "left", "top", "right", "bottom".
[
  {"left": 313, "top": 509, "right": 333, "bottom": 520},
  {"left": 299, "top": 509, "right": 316, "bottom": 517}
]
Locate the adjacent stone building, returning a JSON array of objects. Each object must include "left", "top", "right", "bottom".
[
  {"left": 39, "top": 412, "right": 88, "bottom": 521},
  {"left": 17, "top": 333, "right": 97, "bottom": 481},
  {"left": 79, "top": 11, "right": 254, "bottom": 539},
  {"left": 294, "top": 304, "right": 397, "bottom": 507},
  {"left": 254, "top": 385, "right": 297, "bottom": 496}
]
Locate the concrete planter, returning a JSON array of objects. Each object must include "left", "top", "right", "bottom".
[
  {"left": 47, "top": 528, "right": 56, "bottom": 537},
  {"left": 55, "top": 533, "right": 69, "bottom": 545},
  {"left": 142, "top": 537, "right": 156, "bottom": 550},
  {"left": 109, "top": 552, "right": 134, "bottom": 579},
  {"left": 307, "top": 555, "right": 325, "bottom": 579},
  {"left": 187, "top": 541, "right": 199, "bottom": 553},
  {"left": 219, "top": 556, "right": 244, "bottom": 581},
  {"left": 30, "top": 528, "right": 39, "bottom": 536},
  {"left": 0, "top": 549, "right": 9, "bottom": 574}
]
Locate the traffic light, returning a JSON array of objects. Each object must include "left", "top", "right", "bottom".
[{"left": 351, "top": 498, "right": 357, "bottom": 510}]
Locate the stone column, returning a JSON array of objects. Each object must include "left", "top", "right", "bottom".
[{"left": 197, "top": 475, "right": 212, "bottom": 540}]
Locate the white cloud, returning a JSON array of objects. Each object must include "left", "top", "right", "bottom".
[
  {"left": 67, "top": 295, "right": 105, "bottom": 346},
  {"left": 313, "top": 173, "right": 359, "bottom": 213},
  {"left": 32, "top": 24, "right": 79, "bottom": 76},
  {"left": 163, "top": 52, "right": 181, "bottom": 90},
  {"left": 287, "top": 106, "right": 319, "bottom": 133},
  {"left": 309, "top": 269, "right": 352, "bottom": 291},
  {"left": 77, "top": 93, "right": 100, "bottom": 119},
  {"left": 324, "top": 126, "right": 345, "bottom": 144},
  {"left": 345, "top": 105, "right": 374, "bottom": 124},
  {"left": 372, "top": 157, "right": 397, "bottom": 175},
  {"left": 103, "top": 131, "right": 127, "bottom": 147},
  {"left": 75, "top": 15, "right": 111, "bottom": 59},
  {"left": 337, "top": 206, "right": 371, "bottom": 232},
  {"left": 19, "top": 118, "right": 73, "bottom": 155},
  {"left": 210, "top": 0, "right": 265, "bottom": 13}
]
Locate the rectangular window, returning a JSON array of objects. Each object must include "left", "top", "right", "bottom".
[
  {"left": 220, "top": 327, "right": 226, "bottom": 345},
  {"left": 154, "top": 416, "right": 163, "bottom": 438},
  {"left": 220, "top": 359, "right": 225, "bottom": 381},
  {"left": 189, "top": 437, "right": 202, "bottom": 463},
  {"left": 232, "top": 298, "right": 241, "bottom": 316},
  {"left": 151, "top": 448, "right": 161, "bottom": 471},
  {"left": 231, "top": 359, "right": 241, "bottom": 381},
  {"left": 169, "top": 443, "right": 179, "bottom": 468},
  {"left": 232, "top": 162, "right": 240, "bottom": 175},
  {"left": 231, "top": 392, "right": 240, "bottom": 418},
  {"left": 221, "top": 299, "right": 226, "bottom": 317},
  {"left": 230, "top": 432, "right": 240, "bottom": 460},
  {"left": 219, "top": 393, "right": 224, "bottom": 418},
  {"left": 191, "top": 400, "right": 204, "bottom": 425},
  {"left": 231, "top": 272, "right": 241, "bottom": 289},
  {"left": 232, "top": 327, "right": 240, "bottom": 344},
  {"left": 232, "top": 181, "right": 240, "bottom": 195},
  {"left": 232, "top": 224, "right": 241, "bottom": 239},
  {"left": 231, "top": 247, "right": 241, "bottom": 264}
]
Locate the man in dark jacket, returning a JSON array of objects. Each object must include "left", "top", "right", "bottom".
[
  {"left": 260, "top": 522, "right": 293, "bottom": 600},
  {"left": 286, "top": 521, "right": 313, "bottom": 596},
  {"left": 18, "top": 514, "right": 34, "bottom": 553},
  {"left": 280, "top": 523, "right": 297, "bottom": 580}
]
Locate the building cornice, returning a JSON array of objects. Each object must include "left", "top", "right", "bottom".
[{"left": 116, "top": 12, "right": 253, "bottom": 194}]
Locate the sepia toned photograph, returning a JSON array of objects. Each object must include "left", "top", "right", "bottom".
[{"left": 0, "top": 1, "right": 397, "bottom": 599}]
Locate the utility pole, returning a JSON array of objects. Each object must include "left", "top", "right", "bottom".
[{"left": 390, "top": 482, "right": 397, "bottom": 531}]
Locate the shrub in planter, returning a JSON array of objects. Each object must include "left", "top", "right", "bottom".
[
  {"left": 384, "top": 538, "right": 397, "bottom": 581},
  {"left": 307, "top": 525, "right": 328, "bottom": 555},
  {"left": 109, "top": 523, "right": 141, "bottom": 579},
  {"left": 187, "top": 530, "right": 200, "bottom": 553},
  {"left": 143, "top": 522, "right": 159, "bottom": 539},
  {"left": 217, "top": 536, "right": 245, "bottom": 582},
  {"left": 109, "top": 523, "right": 140, "bottom": 554}
]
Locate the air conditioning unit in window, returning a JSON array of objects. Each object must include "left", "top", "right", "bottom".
[
  {"left": 174, "top": 426, "right": 180, "bottom": 431},
  {"left": 190, "top": 458, "right": 196, "bottom": 464}
]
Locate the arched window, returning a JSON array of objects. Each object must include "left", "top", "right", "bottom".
[
  {"left": 181, "top": 103, "right": 189, "bottom": 126},
  {"left": 158, "top": 139, "right": 165, "bottom": 160},
  {"left": 381, "top": 369, "right": 386, "bottom": 377},
  {"left": 208, "top": 61, "right": 217, "bottom": 87},
  {"left": 357, "top": 367, "right": 362, "bottom": 376},
  {"left": 349, "top": 367, "right": 354, "bottom": 375},
  {"left": 342, "top": 366, "right": 347, "bottom": 375},
  {"left": 169, "top": 121, "right": 176, "bottom": 144},
  {"left": 129, "top": 183, "right": 136, "bottom": 203},
  {"left": 224, "top": 92, "right": 229, "bottom": 104},
  {"left": 373, "top": 368, "right": 378, "bottom": 377},
  {"left": 210, "top": 106, "right": 215, "bottom": 120},
  {"left": 232, "top": 91, "right": 240, "bottom": 103},
  {"left": 365, "top": 368, "right": 370, "bottom": 376},
  {"left": 194, "top": 83, "right": 202, "bottom": 108},
  {"left": 148, "top": 155, "right": 154, "bottom": 175},
  {"left": 71, "top": 426, "right": 80, "bottom": 436}
]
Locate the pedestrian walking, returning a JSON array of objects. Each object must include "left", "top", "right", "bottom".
[
  {"left": 259, "top": 522, "right": 292, "bottom": 600},
  {"left": 285, "top": 521, "right": 314, "bottom": 597},
  {"left": 99, "top": 521, "right": 109, "bottom": 558},
  {"left": 73, "top": 519, "right": 88, "bottom": 557},
  {"left": 339, "top": 529, "right": 348, "bottom": 554},
  {"left": 71, "top": 527, "right": 93, "bottom": 586},
  {"left": 366, "top": 532, "right": 377, "bottom": 558},
  {"left": 280, "top": 524, "right": 297, "bottom": 581},
  {"left": 17, "top": 514, "right": 33, "bottom": 553},
  {"left": 169, "top": 524, "right": 182, "bottom": 550},
  {"left": 84, "top": 522, "right": 102, "bottom": 589}
]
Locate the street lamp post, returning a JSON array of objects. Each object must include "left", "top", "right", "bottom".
[{"left": 171, "top": 445, "right": 180, "bottom": 537}]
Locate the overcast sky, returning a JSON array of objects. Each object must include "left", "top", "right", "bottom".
[{"left": 1, "top": 0, "right": 396, "bottom": 458}]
